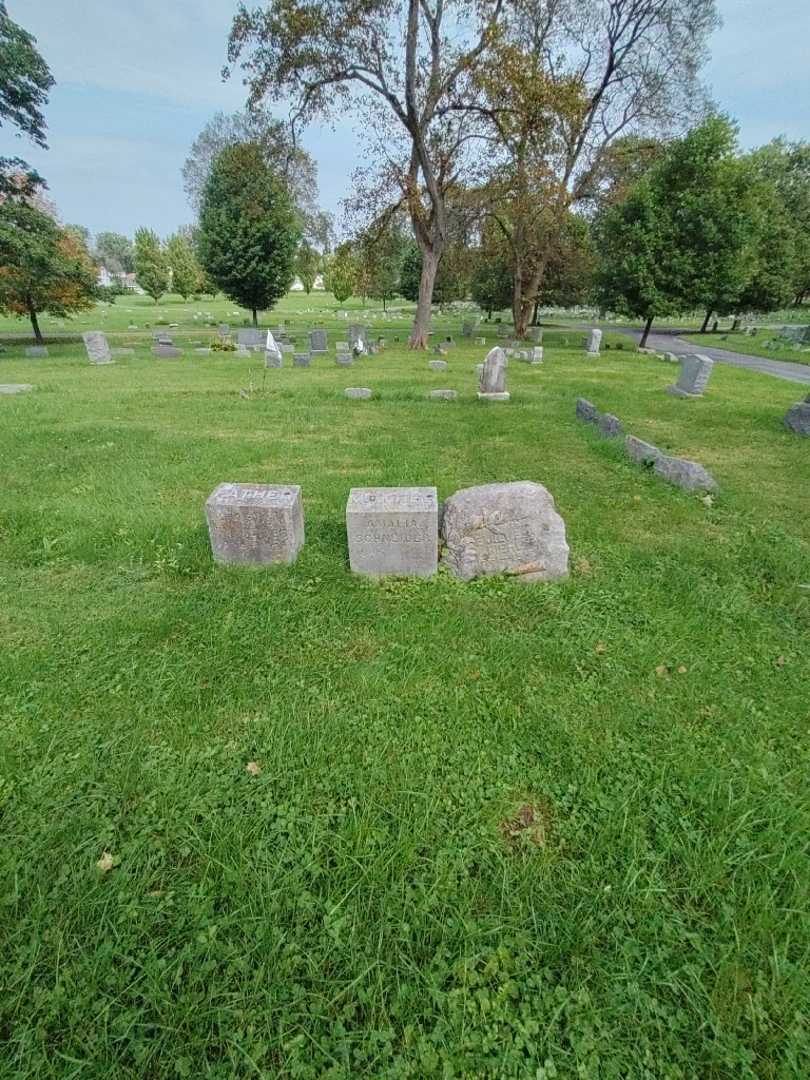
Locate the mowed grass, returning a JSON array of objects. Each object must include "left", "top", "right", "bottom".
[
  {"left": 682, "top": 331, "right": 810, "bottom": 368},
  {"left": 1, "top": 335, "right": 809, "bottom": 1079}
]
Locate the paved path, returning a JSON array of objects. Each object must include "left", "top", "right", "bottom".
[{"left": 616, "top": 326, "right": 810, "bottom": 387}]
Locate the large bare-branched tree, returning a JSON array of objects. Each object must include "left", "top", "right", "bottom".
[{"left": 226, "top": 0, "right": 505, "bottom": 348}]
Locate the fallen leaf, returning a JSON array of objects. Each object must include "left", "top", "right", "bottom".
[
  {"left": 676, "top": 665, "right": 688, "bottom": 674},
  {"left": 633, "top": 495, "right": 642, "bottom": 503},
  {"left": 97, "top": 851, "right": 115, "bottom": 873},
  {"left": 775, "top": 656, "right": 786, "bottom": 667},
  {"left": 575, "top": 558, "right": 592, "bottom": 575},
  {"left": 595, "top": 642, "right": 607, "bottom": 654},
  {"left": 701, "top": 494, "right": 714, "bottom": 508},
  {"left": 655, "top": 664, "right": 669, "bottom": 677},
  {"left": 245, "top": 761, "right": 261, "bottom": 776}
]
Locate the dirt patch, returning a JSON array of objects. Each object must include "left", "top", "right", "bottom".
[{"left": 499, "top": 800, "right": 552, "bottom": 850}]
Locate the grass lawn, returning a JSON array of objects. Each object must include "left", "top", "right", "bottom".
[
  {"left": 682, "top": 331, "right": 810, "bottom": 368},
  {"left": 1, "top": 332, "right": 809, "bottom": 1078}
]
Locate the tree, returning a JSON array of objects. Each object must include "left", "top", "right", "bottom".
[
  {"left": 295, "top": 240, "right": 320, "bottom": 294},
  {"left": 323, "top": 241, "right": 357, "bottom": 303},
  {"left": 358, "top": 224, "right": 406, "bottom": 310},
  {"left": 95, "top": 231, "right": 134, "bottom": 274},
  {"left": 198, "top": 143, "right": 299, "bottom": 325},
  {"left": 0, "top": 2, "right": 54, "bottom": 196},
  {"left": 227, "top": 0, "right": 507, "bottom": 348},
  {"left": 0, "top": 195, "right": 96, "bottom": 342},
  {"left": 400, "top": 242, "right": 467, "bottom": 306},
  {"left": 471, "top": 250, "right": 513, "bottom": 319},
  {"left": 473, "top": 0, "right": 718, "bottom": 336},
  {"left": 749, "top": 139, "right": 810, "bottom": 306},
  {"left": 182, "top": 107, "right": 328, "bottom": 244},
  {"left": 166, "top": 232, "right": 203, "bottom": 299},
  {"left": 133, "top": 228, "right": 169, "bottom": 302}
]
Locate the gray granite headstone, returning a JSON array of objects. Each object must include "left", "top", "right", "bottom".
[
  {"left": 575, "top": 398, "right": 599, "bottom": 424},
  {"left": 586, "top": 329, "right": 602, "bottom": 354},
  {"left": 529, "top": 327, "right": 543, "bottom": 344},
  {"left": 153, "top": 344, "right": 182, "bottom": 358},
  {"left": 429, "top": 360, "right": 448, "bottom": 371},
  {"left": 25, "top": 346, "right": 48, "bottom": 357},
  {"left": 529, "top": 347, "right": 543, "bottom": 364},
  {"left": 429, "top": 389, "right": 457, "bottom": 400},
  {"left": 462, "top": 321, "right": 474, "bottom": 338},
  {"left": 441, "top": 481, "right": 569, "bottom": 583},
  {"left": 345, "top": 387, "right": 373, "bottom": 399},
  {"left": 784, "top": 401, "right": 810, "bottom": 436},
  {"left": 205, "top": 483, "right": 304, "bottom": 565},
  {"left": 335, "top": 341, "right": 350, "bottom": 352},
  {"left": 667, "top": 354, "right": 714, "bottom": 398},
  {"left": 265, "top": 349, "right": 283, "bottom": 368},
  {"left": 237, "top": 328, "right": 264, "bottom": 349},
  {"left": 347, "top": 487, "right": 438, "bottom": 578},
  {"left": 0, "top": 383, "right": 34, "bottom": 394},
  {"left": 478, "top": 346, "right": 509, "bottom": 401},
  {"left": 336, "top": 355, "right": 353, "bottom": 367},
  {"left": 309, "top": 329, "right": 327, "bottom": 353},
  {"left": 83, "top": 331, "right": 113, "bottom": 364},
  {"left": 625, "top": 435, "right": 717, "bottom": 491},
  {"left": 293, "top": 353, "right": 311, "bottom": 368}
]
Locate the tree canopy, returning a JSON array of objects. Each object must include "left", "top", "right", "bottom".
[
  {"left": 0, "top": 1, "right": 54, "bottom": 195},
  {"left": 134, "top": 228, "right": 169, "bottom": 303}
]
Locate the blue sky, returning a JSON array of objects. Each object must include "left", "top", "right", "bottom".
[{"left": 3, "top": 0, "right": 809, "bottom": 239}]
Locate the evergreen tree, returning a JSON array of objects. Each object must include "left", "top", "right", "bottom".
[{"left": 198, "top": 143, "right": 299, "bottom": 325}]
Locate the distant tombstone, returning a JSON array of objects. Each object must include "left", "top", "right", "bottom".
[
  {"left": 667, "top": 354, "right": 714, "bottom": 398},
  {"left": 344, "top": 387, "right": 373, "bottom": 399},
  {"left": 237, "top": 328, "right": 263, "bottom": 349},
  {"left": 784, "top": 399, "right": 810, "bottom": 436},
  {"left": 429, "top": 360, "right": 448, "bottom": 371},
  {"left": 206, "top": 483, "right": 304, "bottom": 566},
  {"left": 530, "top": 346, "right": 543, "bottom": 364},
  {"left": 309, "top": 329, "right": 328, "bottom": 353},
  {"left": 218, "top": 324, "right": 230, "bottom": 337},
  {"left": 346, "top": 487, "right": 438, "bottom": 578},
  {"left": 625, "top": 436, "right": 717, "bottom": 491},
  {"left": 336, "top": 355, "right": 354, "bottom": 367},
  {"left": 0, "top": 383, "right": 34, "bottom": 394},
  {"left": 111, "top": 347, "right": 134, "bottom": 357},
  {"left": 429, "top": 389, "right": 457, "bottom": 400},
  {"left": 475, "top": 337, "right": 487, "bottom": 346},
  {"left": 153, "top": 344, "right": 182, "bottom": 359},
  {"left": 348, "top": 324, "right": 366, "bottom": 347},
  {"left": 462, "top": 321, "right": 474, "bottom": 338},
  {"left": 478, "top": 346, "right": 509, "bottom": 402},
  {"left": 25, "top": 345, "right": 49, "bottom": 358},
  {"left": 265, "top": 349, "right": 283, "bottom": 368},
  {"left": 293, "top": 353, "right": 311, "bottom": 368},
  {"left": 586, "top": 329, "right": 602, "bottom": 354},
  {"left": 575, "top": 398, "right": 599, "bottom": 424},
  {"left": 497, "top": 325, "right": 511, "bottom": 339},
  {"left": 83, "top": 331, "right": 113, "bottom": 364},
  {"left": 529, "top": 327, "right": 543, "bottom": 343},
  {"left": 441, "top": 481, "right": 569, "bottom": 583},
  {"left": 335, "top": 341, "right": 350, "bottom": 352}
]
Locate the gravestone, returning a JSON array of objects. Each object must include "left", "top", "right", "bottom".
[
  {"left": 429, "top": 389, "right": 457, "bottom": 400},
  {"left": 586, "top": 329, "right": 602, "bottom": 354},
  {"left": 153, "top": 344, "right": 182, "bottom": 358},
  {"left": 462, "top": 321, "right": 474, "bottom": 338},
  {"left": 335, "top": 341, "right": 350, "bottom": 352},
  {"left": 530, "top": 347, "right": 543, "bottom": 364},
  {"left": 625, "top": 436, "right": 717, "bottom": 491},
  {"left": 237, "top": 328, "right": 263, "bottom": 349},
  {"left": 429, "top": 360, "right": 448, "bottom": 371},
  {"left": 218, "top": 324, "right": 230, "bottom": 336},
  {"left": 346, "top": 487, "right": 438, "bottom": 578},
  {"left": 575, "top": 398, "right": 599, "bottom": 424},
  {"left": 441, "top": 481, "right": 569, "bottom": 583},
  {"left": 784, "top": 398, "right": 810, "bottom": 436},
  {"left": 529, "top": 327, "right": 543, "bottom": 343},
  {"left": 478, "top": 346, "right": 509, "bottom": 402},
  {"left": 348, "top": 324, "right": 368, "bottom": 347},
  {"left": 83, "top": 331, "right": 114, "bottom": 364},
  {"left": 336, "top": 355, "right": 353, "bottom": 367},
  {"left": 195, "top": 347, "right": 212, "bottom": 355},
  {"left": 309, "top": 329, "right": 328, "bottom": 353},
  {"left": 293, "top": 353, "right": 311, "bottom": 368},
  {"left": 667, "top": 354, "right": 714, "bottom": 398},
  {"left": 575, "top": 397, "right": 623, "bottom": 438},
  {"left": 344, "top": 387, "right": 373, "bottom": 399},
  {"left": 476, "top": 337, "right": 487, "bottom": 346},
  {"left": 25, "top": 346, "right": 48, "bottom": 357},
  {"left": 280, "top": 342, "right": 294, "bottom": 355},
  {"left": 265, "top": 349, "right": 283, "bottom": 368},
  {"left": 0, "top": 383, "right": 34, "bottom": 395},
  {"left": 206, "top": 483, "right": 304, "bottom": 566}
]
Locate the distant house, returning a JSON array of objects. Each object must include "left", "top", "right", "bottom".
[
  {"left": 290, "top": 274, "right": 326, "bottom": 293},
  {"left": 97, "top": 267, "right": 142, "bottom": 293}
]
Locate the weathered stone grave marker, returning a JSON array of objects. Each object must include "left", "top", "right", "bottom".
[
  {"left": 586, "top": 329, "right": 602, "bottom": 355},
  {"left": 784, "top": 396, "right": 810, "bottom": 436},
  {"left": 429, "top": 359, "right": 448, "bottom": 371},
  {"left": 344, "top": 387, "right": 373, "bottom": 399},
  {"left": 83, "top": 331, "right": 114, "bottom": 365},
  {"left": 666, "top": 354, "right": 714, "bottom": 398},
  {"left": 346, "top": 487, "right": 438, "bottom": 578},
  {"left": 309, "top": 329, "right": 328, "bottom": 353},
  {"left": 25, "top": 346, "right": 48, "bottom": 358},
  {"left": 293, "top": 353, "right": 311, "bottom": 368},
  {"left": 206, "top": 483, "right": 304, "bottom": 565},
  {"left": 0, "top": 383, "right": 34, "bottom": 395},
  {"left": 478, "top": 346, "right": 509, "bottom": 402}
]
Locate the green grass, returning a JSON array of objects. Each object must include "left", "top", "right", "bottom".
[
  {"left": 682, "top": 331, "right": 810, "bottom": 367},
  {"left": 1, "top": 333, "right": 809, "bottom": 1078}
]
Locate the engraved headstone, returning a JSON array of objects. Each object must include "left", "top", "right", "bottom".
[
  {"left": 237, "top": 328, "right": 264, "bottom": 349},
  {"left": 335, "top": 341, "right": 350, "bottom": 352},
  {"left": 345, "top": 387, "right": 373, "bottom": 399},
  {"left": 293, "top": 353, "right": 311, "bottom": 367},
  {"left": 206, "top": 483, "right": 304, "bottom": 565},
  {"left": 784, "top": 400, "right": 810, "bottom": 436},
  {"left": 153, "top": 344, "right": 182, "bottom": 358},
  {"left": 0, "top": 383, "right": 34, "bottom": 394},
  {"left": 309, "top": 329, "right": 327, "bottom": 353},
  {"left": 586, "top": 329, "right": 602, "bottom": 354},
  {"left": 529, "top": 326, "right": 543, "bottom": 343},
  {"left": 441, "top": 481, "right": 569, "bottom": 583},
  {"left": 429, "top": 360, "right": 448, "bottom": 371},
  {"left": 25, "top": 345, "right": 49, "bottom": 358},
  {"left": 347, "top": 487, "right": 438, "bottom": 578},
  {"left": 667, "top": 354, "right": 714, "bottom": 398},
  {"left": 83, "top": 331, "right": 114, "bottom": 364},
  {"left": 336, "top": 355, "right": 353, "bottom": 367},
  {"left": 462, "top": 321, "right": 474, "bottom": 338},
  {"left": 429, "top": 389, "right": 457, "bottom": 400},
  {"left": 478, "top": 346, "right": 509, "bottom": 402}
]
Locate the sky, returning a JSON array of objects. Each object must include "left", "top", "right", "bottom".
[{"left": 3, "top": 0, "right": 809, "bottom": 240}]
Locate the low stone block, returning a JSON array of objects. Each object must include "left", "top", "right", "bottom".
[
  {"left": 575, "top": 398, "right": 599, "bottom": 423},
  {"left": 478, "top": 391, "right": 510, "bottom": 402},
  {"left": 530, "top": 347, "right": 543, "bottom": 364},
  {"left": 25, "top": 346, "right": 48, "bottom": 358},
  {"left": 598, "top": 413, "right": 623, "bottom": 438},
  {"left": 667, "top": 354, "right": 714, "bottom": 398},
  {"left": 293, "top": 353, "right": 311, "bottom": 367},
  {"left": 205, "top": 483, "right": 304, "bottom": 566},
  {"left": 345, "top": 387, "right": 373, "bottom": 399},
  {"left": 654, "top": 456, "right": 717, "bottom": 492},
  {"left": 784, "top": 401, "right": 810, "bottom": 436},
  {"left": 346, "top": 487, "right": 438, "bottom": 578},
  {"left": 335, "top": 341, "right": 350, "bottom": 352},
  {"left": 441, "top": 481, "right": 569, "bottom": 583},
  {"left": 0, "top": 383, "right": 34, "bottom": 395},
  {"left": 153, "top": 345, "right": 182, "bottom": 358},
  {"left": 265, "top": 351, "right": 283, "bottom": 368},
  {"left": 336, "top": 355, "right": 353, "bottom": 367},
  {"left": 625, "top": 435, "right": 663, "bottom": 464},
  {"left": 429, "top": 389, "right": 457, "bottom": 400},
  {"left": 429, "top": 360, "right": 448, "bottom": 371}
]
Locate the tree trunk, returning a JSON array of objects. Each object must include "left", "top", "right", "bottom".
[
  {"left": 639, "top": 315, "right": 654, "bottom": 349},
  {"left": 731, "top": 316, "right": 740, "bottom": 331},
  {"left": 531, "top": 300, "right": 540, "bottom": 327},
  {"left": 29, "top": 309, "right": 43, "bottom": 344},
  {"left": 700, "top": 309, "right": 712, "bottom": 333},
  {"left": 409, "top": 248, "right": 439, "bottom": 349},
  {"left": 251, "top": 308, "right": 258, "bottom": 327}
]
